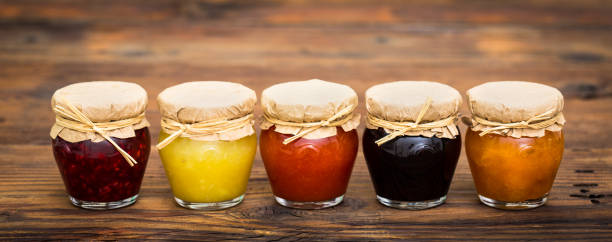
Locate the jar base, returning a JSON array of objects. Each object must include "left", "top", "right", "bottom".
[
  {"left": 69, "top": 194, "right": 138, "bottom": 210},
  {"left": 174, "top": 194, "right": 244, "bottom": 210},
  {"left": 274, "top": 195, "right": 343, "bottom": 209},
  {"left": 478, "top": 194, "right": 548, "bottom": 210},
  {"left": 376, "top": 195, "right": 446, "bottom": 210}
]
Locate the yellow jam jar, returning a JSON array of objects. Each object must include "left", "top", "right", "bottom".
[
  {"left": 156, "top": 81, "right": 257, "bottom": 210},
  {"left": 465, "top": 81, "right": 565, "bottom": 210}
]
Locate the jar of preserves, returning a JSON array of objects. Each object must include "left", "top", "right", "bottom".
[
  {"left": 50, "top": 81, "right": 151, "bottom": 210},
  {"left": 465, "top": 81, "right": 565, "bottom": 210},
  {"left": 363, "top": 81, "right": 462, "bottom": 209},
  {"left": 260, "top": 79, "right": 360, "bottom": 209},
  {"left": 156, "top": 81, "right": 257, "bottom": 210}
]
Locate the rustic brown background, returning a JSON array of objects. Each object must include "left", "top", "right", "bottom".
[{"left": 1, "top": 0, "right": 611, "bottom": 240}]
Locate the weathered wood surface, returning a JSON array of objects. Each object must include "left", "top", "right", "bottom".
[{"left": 0, "top": 0, "right": 611, "bottom": 240}]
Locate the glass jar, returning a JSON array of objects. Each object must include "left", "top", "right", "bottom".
[
  {"left": 50, "top": 81, "right": 151, "bottom": 210},
  {"left": 465, "top": 81, "right": 566, "bottom": 209},
  {"left": 156, "top": 81, "right": 258, "bottom": 210},
  {"left": 363, "top": 127, "right": 461, "bottom": 209},
  {"left": 52, "top": 128, "right": 151, "bottom": 209},
  {"left": 362, "top": 81, "right": 463, "bottom": 209},
  {"left": 158, "top": 132, "right": 257, "bottom": 209},
  {"left": 259, "top": 79, "right": 360, "bottom": 209},
  {"left": 260, "top": 127, "right": 358, "bottom": 209},
  {"left": 466, "top": 129, "right": 564, "bottom": 209}
]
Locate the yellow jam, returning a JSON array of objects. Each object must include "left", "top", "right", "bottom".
[{"left": 158, "top": 132, "right": 257, "bottom": 203}]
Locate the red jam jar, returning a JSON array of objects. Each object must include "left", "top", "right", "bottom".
[
  {"left": 50, "top": 81, "right": 151, "bottom": 209},
  {"left": 260, "top": 79, "right": 361, "bottom": 209}
]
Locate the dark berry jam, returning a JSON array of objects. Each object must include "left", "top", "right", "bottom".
[
  {"left": 363, "top": 128, "right": 461, "bottom": 202},
  {"left": 52, "top": 128, "right": 150, "bottom": 202}
]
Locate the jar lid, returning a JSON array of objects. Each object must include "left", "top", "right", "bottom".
[
  {"left": 50, "top": 81, "right": 150, "bottom": 143},
  {"left": 466, "top": 81, "right": 565, "bottom": 138},
  {"left": 262, "top": 79, "right": 357, "bottom": 122},
  {"left": 156, "top": 81, "right": 256, "bottom": 143},
  {"left": 52, "top": 81, "right": 148, "bottom": 122},
  {"left": 366, "top": 81, "right": 461, "bottom": 122},
  {"left": 365, "top": 81, "right": 461, "bottom": 140},
  {"left": 157, "top": 81, "right": 256, "bottom": 123},
  {"left": 260, "top": 79, "right": 360, "bottom": 140}
]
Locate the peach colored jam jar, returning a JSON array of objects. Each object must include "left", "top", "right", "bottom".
[
  {"left": 156, "top": 81, "right": 257, "bottom": 210},
  {"left": 50, "top": 81, "right": 151, "bottom": 210},
  {"left": 259, "top": 79, "right": 361, "bottom": 209},
  {"left": 363, "top": 81, "right": 462, "bottom": 210},
  {"left": 465, "top": 81, "right": 565, "bottom": 210}
]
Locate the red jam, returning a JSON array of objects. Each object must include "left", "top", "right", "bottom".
[
  {"left": 51, "top": 128, "right": 150, "bottom": 202},
  {"left": 260, "top": 127, "right": 358, "bottom": 202}
]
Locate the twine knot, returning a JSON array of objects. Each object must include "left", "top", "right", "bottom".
[
  {"left": 156, "top": 114, "right": 254, "bottom": 150},
  {"left": 53, "top": 98, "right": 143, "bottom": 166},
  {"left": 263, "top": 105, "right": 355, "bottom": 145},
  {"left": 469, "top": 109, "right": 562, "bottom": 136},
  {"left": 367, "top": 97, "right": 458, "bottom": 146}
]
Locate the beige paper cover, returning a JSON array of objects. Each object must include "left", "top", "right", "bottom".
[
  {"left": 260, "top": 79, "right": 360, "bottom": 139},
  {"left": 157, "top": 81, "right": 256, "bottom": 141},
  {"left": 50, "top": 81, "right": 150, "bottom": 143},
  {"left": 365, "top": 81, "right": 462, "bottom": 138},
  {"left": 466, "top": 81, "right": 565, "bottom": 138}
]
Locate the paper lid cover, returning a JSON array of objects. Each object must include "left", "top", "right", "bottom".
[
  {"left": 260, "top": 79, "right": 360, "bottom": 139},
  {"left": 466, "top": 81, "right": 565, "bottom": 138},
  {"left": 52, "top": 81, "right": 148, "bottom": 122},
  {"left": 50, "top": 81, "right": 149, "bottom": 143},
  {"left": 261, "top": 79, "right": 357, "bottom": 122},
  {"left": 157, "top": 81, "right": 256, "bottom": 123},
  {"left": 467, "top": 81, "right": 563, "bottom": 123},
  {"left": 366, "top": 81, "right": 461, "bottom": 122}
]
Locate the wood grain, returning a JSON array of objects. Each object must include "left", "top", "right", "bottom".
[{"left": 0, "top": 0, "right": 611, "bottom": 240}]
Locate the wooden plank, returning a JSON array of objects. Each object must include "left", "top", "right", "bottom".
[{"left": 0, "top": 145, "right": 610, "bottom": 240}]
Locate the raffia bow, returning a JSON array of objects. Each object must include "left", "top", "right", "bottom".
[
  {"left": 263, "top": 105, "right": 355, "bottom": 145},
  {"left": 367, "top": 97, "right": 458, "bottom": 146},
  {"left": 53, "top": 98, "right": 144, "bottom": 166},
  {"left": 470, "top": 109, "right": 562, "bottom": 136},
  {"left": 156, "top": 114, "right": 254, "bottom": 150}
]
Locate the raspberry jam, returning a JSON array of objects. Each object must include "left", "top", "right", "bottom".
[
  {"left": 260, "top": 127, "right": 358, "bottom": 208},
  {"left": 51, "top": 128, "right": 150, "bottom": 205}
]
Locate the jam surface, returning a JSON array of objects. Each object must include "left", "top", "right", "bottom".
[
  {"left": 260, "top": 127, "right": 358, "bottom": 202},
  {"left": 52, "top": 128, "right": 151, "bottom": 202},
  {"left": 363, "top": 128, "right": 461, "bottom": 202},
  {"left": 158, "top": 132, "right": 257, "bottom": 203},
  {"left": 466, "top": 129, "right": 564, "bottom": 202}
]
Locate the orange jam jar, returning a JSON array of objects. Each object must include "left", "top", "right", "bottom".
[
  {"left": 259, "top": 79, "right": 360, "bottom": 209},
  {"left": 465, "top": 81, "right": 565, "bottom": 210}
]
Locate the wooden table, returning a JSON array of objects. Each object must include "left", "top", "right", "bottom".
[{"left": 1, "top": 0, "right": 611, "bottom": 240}]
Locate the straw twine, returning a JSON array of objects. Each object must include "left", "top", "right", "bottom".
[{"left": 53, "top": 98, "right": 144, "bottom": 166}]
